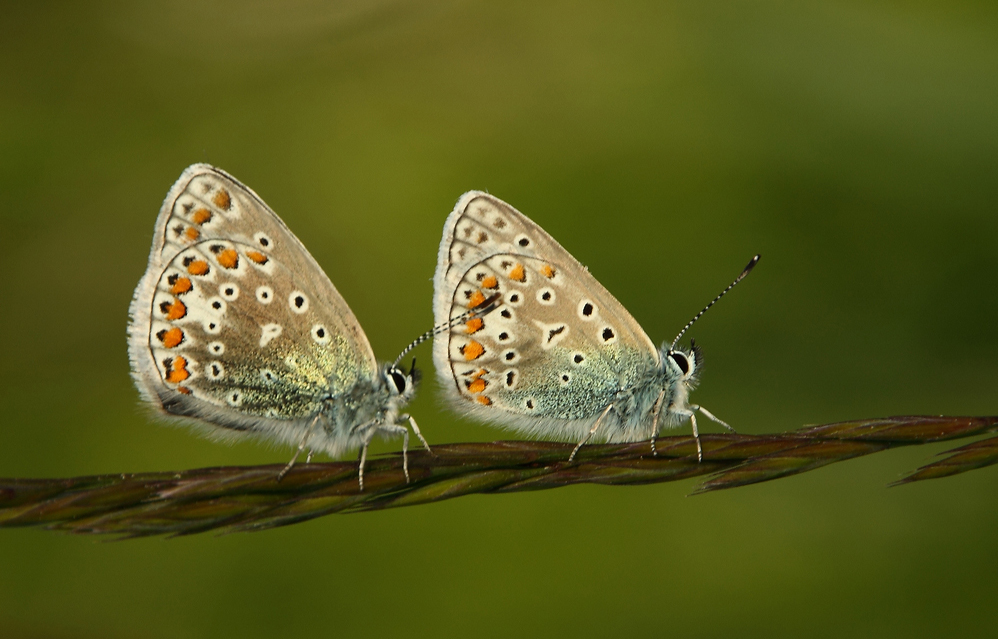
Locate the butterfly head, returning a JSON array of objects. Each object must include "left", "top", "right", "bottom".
[
  {"left": 382, "top": 358, "right": 419, "bottom": 403},
  {"left": 664, "top": 338, "right": 702, "bottom": 389}
]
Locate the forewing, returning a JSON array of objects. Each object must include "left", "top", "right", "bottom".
[
  {"left": 128, "top": 164, "right": 377, "bottom": 434},
  {"left": 432, "top": 192, "right": 659, "bottom": 434}
]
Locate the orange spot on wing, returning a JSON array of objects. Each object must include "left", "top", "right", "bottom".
[
  {"left": 467, "top": 378, "right": 487, "bottom": 394},
  {"left": 468, "top": 290, "right": 486, "bottom": 309},
  {"left": 187, "top": 260, "right": 209, "bottom": 276},
  {"left": 463, "top": 341, "right": 485, "bottom": 361},
  {"left": 477, "top": 396, "right": 492, "bottom": 406},
  {"left": 166, "top": 356, "right": 190, "bottom": 383},
  {"left": 540, "top": 264, "right": 555, "bottom": 278},
  {"left": 158, "top": 328, "right": 184, "bottom": 348},
  {"left": 213, "top": 188, "right": 232, "bottom": 210},
  {"left": 216, "top": 249, "right": 239, "bottom": 269},
  {"left": 177, "top": 386, "right": 192, "bottom": 395},
  {"left": 465, "top": 318, "right": 483, "bottom": 334},
  {"left": 509, "top": 263, "right": 525, "bottom": 282},
  {"left": 192, "top": 208, "right": 212, "bottom": 224},
  {"left": 170, "top": 277, "right": 193, "bottom": 295},
  {"left": 246, "top": 250, "right": 268, "bottom": 264},
  {"left": 481, "top": 276, "right": 498, "bottom": 289},
  {"left": 184, "top": 226, "right": 200, "bottom": 241},
  {"left": 166, "top": 300, "right": 187, "bottom": 320}
]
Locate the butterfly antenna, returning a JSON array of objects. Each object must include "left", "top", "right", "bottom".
[
  {"left": 670, "top": 255, "right": 760, "bottom": 350},
  {"left": 392, "top": 293, "right": 503, "bottom": 368}
]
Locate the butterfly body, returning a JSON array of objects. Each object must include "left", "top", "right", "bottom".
[
  {"left": 433, "top": 192, "right": 713, "bottom": 452},
  {"left": 128, "top": 164, "right": 421, "bottom": 478}
]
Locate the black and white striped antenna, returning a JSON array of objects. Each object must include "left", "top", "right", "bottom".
[
  {"left": 392, "top": 293, "right": 503, "bottom": 369},
  {"left": 669, "top": 255, "right": 760, "bottom": 351}
]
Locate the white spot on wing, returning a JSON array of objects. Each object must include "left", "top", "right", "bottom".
[
  {"left": 599, "top": 325, "right": 617, "bottom": 345},
  {"left": 288, "top": 291, "right": 309, "bottom": 314},
  {"left": 260, "top": 323, "right": 283, "bottom": 347},
  {"left": 253, "top": 232, "right": 273, "bottom": 248},
  {"left": 533, "top": 320, "right": 570, "bottom": 350},
  {"left": 219, "top": 283, "right": 239, "bottom": 301},
  {"left": 311, "top": 324, "right": 330, "bottom": 345},
  {"left": 501, "top": 348, "right": 520, "bottom": 364},
  {"left": 256, "top": 285, "right": 273, "bottom": 304},
  {"left": 206, "top": 361, "right": 225, "bottom": 380},
  {"left": 577, "top": 299, "right": 597, "bottom": 320},
  {"left": 503, "top": 368, "right": 519, "bottom": 389}
]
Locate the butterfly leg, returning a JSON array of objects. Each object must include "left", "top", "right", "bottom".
[
  {"left": 277, "top": 414, "right": 321, "bottom": 481},
  {"left": 692, "top": 404, "right": 736, "bottom": 433},
  {"left": 687, "top": 410, "right": 703, "bottom": 462},
  {"left": 403, "top": 414, "right": 434, "bottom": 456},
  {"left": 568, "top": 404, "right": 615, "bottom": 462},
  {"left": 649, "top": 389, "right": 666, "bottom": 457},
  {"left": 357, "top": 441, "right": 369, "bottom": 492},
  {"left": 356, "top": 425, "right": 379, "bottom": 492},
  {"left": 399, "top": 426, "right": 411, "bottom": 484},
  {"left": 381, "top": 423, "right": 411, "bottom": 484},
  {"left": 682, "top": 406, "right": 734, "bottom": 462},
  {"left": 358, "top": 422, "right": 413, "bottom": 490},
  {"left": 350, "top": 419, "right": 383, "bottom": 491}
]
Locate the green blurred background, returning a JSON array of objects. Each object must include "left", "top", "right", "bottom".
[{"left": 2, "top": 1, "right": 998, "bottom": 637}]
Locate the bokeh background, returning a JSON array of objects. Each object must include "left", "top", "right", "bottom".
[{"left": 3, "top": 1, "right": 998, "bottom": 637}]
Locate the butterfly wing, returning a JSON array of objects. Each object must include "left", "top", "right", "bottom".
[
  {"left": 432, "top": 192, "right": 661, "bottom": 441},
  {"left": 128, "top": 164, "right": 378, "bottom": 450}
]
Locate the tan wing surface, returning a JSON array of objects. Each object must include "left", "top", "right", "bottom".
[
  {"left": 128, "top": 164, "right": 376, "bottom": 432},
  {"left": 432, "top": 192, "right": 659, "bottom": 433}
]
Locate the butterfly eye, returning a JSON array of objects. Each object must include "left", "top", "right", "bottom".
[
  {"left": 669, "top": 352, "right": 690, "bottom": 375},
  {"left": 388, "top": 369, "right": 407, "bottom": 394}
]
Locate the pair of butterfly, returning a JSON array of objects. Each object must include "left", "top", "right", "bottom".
[{"left": 128, "top": 164, "right": 758, "bottom": 489}]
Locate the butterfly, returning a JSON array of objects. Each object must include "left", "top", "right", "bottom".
[
  {"left": 127, "top": 164, "right": 430, "bottom": 488},
  {"left": 432, "top": 191, "right": 758, "bottom": 460}
]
